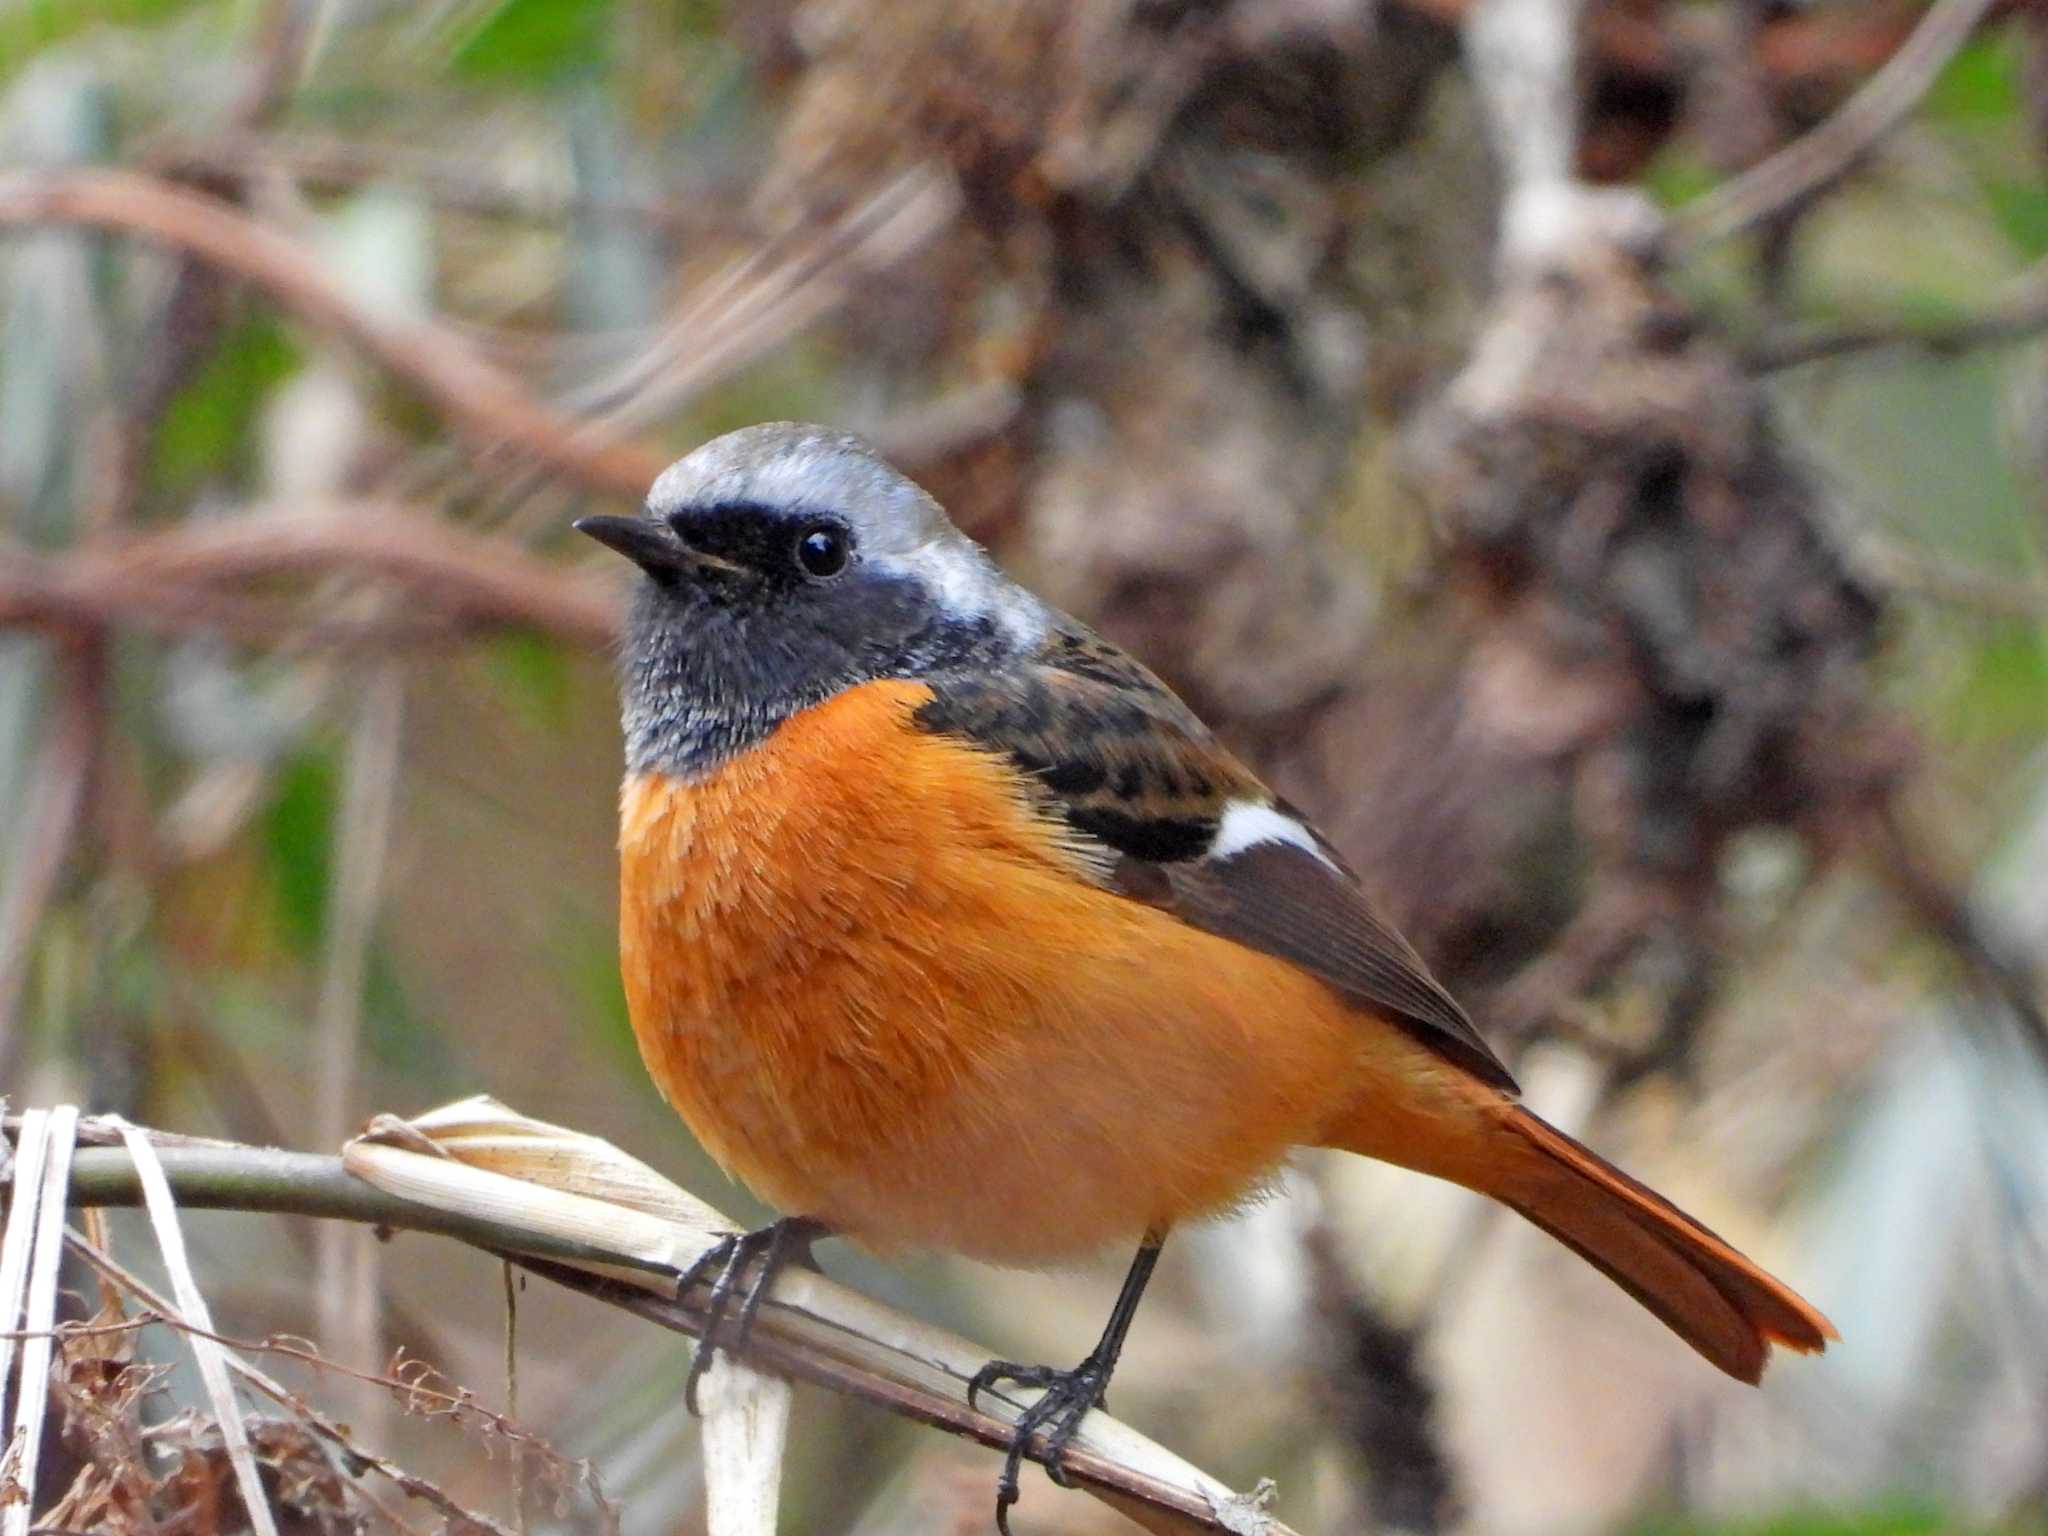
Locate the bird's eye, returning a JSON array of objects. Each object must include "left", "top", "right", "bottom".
[{"left": 794, "top": 524, "right": 850, "bottom": 579}]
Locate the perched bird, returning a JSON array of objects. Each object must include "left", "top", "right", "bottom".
[{"left": 576, "top": 423, "right": 1834, "bottom": 1531}]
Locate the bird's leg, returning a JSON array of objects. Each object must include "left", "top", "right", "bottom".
[
  {"left": 678, "top": 1215, "right": 827, "bottom": 1413},
  {"left": 968, "top": 1236, "right": 1164, "bottom": 1536}
]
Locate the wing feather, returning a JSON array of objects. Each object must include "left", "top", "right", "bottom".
[
  {"left": 914, "top": 629, "right": 1518, "bottom": 1092},
  {"left": 1158, "top": 843, "right": 1518, "bottom": 1090}
]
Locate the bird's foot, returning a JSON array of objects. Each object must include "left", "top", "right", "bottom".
[
  {"left": 677, "top": 1215, "right": 823, "bottom": 1413},
  {"left": 968, "top": 1352, "right": 1114, "bottom": 1535}
]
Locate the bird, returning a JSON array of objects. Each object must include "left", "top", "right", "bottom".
[{"left": 575, "top": 422, "right": 1835, "bottom": 1532}]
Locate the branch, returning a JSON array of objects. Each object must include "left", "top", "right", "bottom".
[
  {"left": 1744, "top": 256, "right": 2048, "bottom": 370},
  {"left": 56, "top": 1233, "right": 610, "bottom": 1536},
  {"left": 1464, "top": 0, "right": 1584, "bottom": 198},
  {"left": 0, "top": 635, "right": 100, "bottom": 1063},
  {"left": 1866, "top": 804, "right": 2048, "bottom": 1068},
  {"left": 20, "top": 1103, "right": 1296, "bottom": 1536},
  {"left": 62, "top": 1145, "right": 634, "bottom": 1269},
  {"left": 1396, "top": 0, "right": 2032, "bottom": 89},
  {"left": 0, "top": 503, "right": 622, "bottom": 649},
  {"left": 1674, "top": 0, "right": 2006, "bottom": 253},
  {"left": 1461, "top": 0, "right": 1665, "bottom": 272},
  {"left": 0, "top": 170, "right": 666, "bottom": 502},
  {"left": 148, "top": 133, "right": 714, "bottom": 236}
]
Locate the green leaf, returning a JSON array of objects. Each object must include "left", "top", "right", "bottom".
[
  {"left": 1982, "top": 177, "right": 2048, "bottom": 259},
  {"left": 263, "top": 746, "right": 337, "bottom": 956},
  {"left": 1947, "top": 620, "right": 2048, "bottom": 749},
  {"left": 449, "top": 0, "right": 616, "bottom": 85},
  {"left": 150, "top": 310, "right": 301, "bottom": 495},
  {"left": 1927, "top": 35, "right": 2020, "bottom": 124}
]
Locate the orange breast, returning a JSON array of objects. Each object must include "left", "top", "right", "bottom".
[{"left": 617, "top": 679, "right": 1381, "bottom": 1263}]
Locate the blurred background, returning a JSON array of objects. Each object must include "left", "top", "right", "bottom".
[{"left": 4, "top": 0, "right": 2048, "bottom": 1532}]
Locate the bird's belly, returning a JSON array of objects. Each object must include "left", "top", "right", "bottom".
[{"left": 615, "top": 684, "right": 1363, "bottom": 1264}]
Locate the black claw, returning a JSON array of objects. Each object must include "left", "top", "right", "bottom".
[
  {"left": 994, "top": 1473, "right": 1022, "bottom": 1536},
  {"left": 968, "top": 1239, "right": 1164, "bottom": 1535},
  {"left": 973, "top": 1353, "right": 1114, "bottom": 1530},
  {"left": 677, "top": 1216, "right": 824, "bottom": 1413},
  {"left": 969, "top": 1358, "right": 1053, "bottom": 1413}
]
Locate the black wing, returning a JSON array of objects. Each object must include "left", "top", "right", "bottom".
[{"left": 914, "top": 628, "right": 1519, "bottom": 1092}]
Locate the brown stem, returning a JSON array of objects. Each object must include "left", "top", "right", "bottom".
[
  {"left": 0, "top": 170, "right": 665, "bottom": 501},
  {"left": 1674, "top": 0, "right": 2006, "bottom": 252},
  {"left": 0, "top": 502, "right": 623, "bottom": 649}
]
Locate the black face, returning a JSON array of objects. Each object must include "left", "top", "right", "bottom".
[
  {"left": 576, "top": 502, "right": 1005, "bottom": 777},
  {"left": 634, "top": 501, "right": 856, "bottom": 593}
]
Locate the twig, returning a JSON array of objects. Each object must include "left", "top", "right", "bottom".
[
  {"left": 1675, "top": 0, "right": 2006, "bottom": 253},
  {"left": 230, "top": 0, "right": 317, "bottom": 128},
  {"left": 1868, "top": 803, "right": 2048, "bottom": 1068},
  {"left": 1745, "top": 257, "right": 2048, "bottom": 370},
  {"left": 503, "top": 1263, "right": 526, "bottom": 1536},
  {"left": 0, "top": 636, "right": 103, "bottom": 1077},
  {"left": 563, "top": 168, "right": 958, "bottom": 435},
  {"left": 0, "top": 170, "right": 665, "bottom": 502},
  {"left": 1464, "top": 0, "right": 1584, "bottom": 196},
  {"left": 1398, "top": 0, "right": 2033, "bottom": 86},
  {"left": 149, "top": 133, "right": 715, "bottom": 237},
  {"left": 507, "top": 1256, "right": 1267, "bottom": 1536},
  {"left": 0, "top": 503, "right": 623, "bottom": 650},
  {"left": 1460, "top": 0, "right": 1664, "bottom": 269},
  {"left": 59, "top": 1236, "right": 572, "bottom": 1536},
  {"left": 111, "top": 1120, "right": 281, "bottom": 1536},
  {"left": 92, "top": 0, "right": 316, "bottom": 534},
  {"left": 312, "top": 665, "right": 404, "bottom": 1441},
  {"left": 28, "top": 1122, "right": 1296, "bottom": 1536},
  {"left": 59, "top": 1145, "right": 643, "bottom": 1269},
  {"left": 1, "top": 1107, "right": 77, "bottom": 1536},
  {"left": 1838, "top": 525, "right": 2048, "bottom": 622}
]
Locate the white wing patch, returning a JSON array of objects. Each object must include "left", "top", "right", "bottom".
[{"left": 1208, "top": 801, "right": 1340, "bottom": 870}]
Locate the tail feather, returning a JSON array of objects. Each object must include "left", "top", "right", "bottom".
[{"left": 1487, "top": 1106, "right": 1835, "bottom": 1383}]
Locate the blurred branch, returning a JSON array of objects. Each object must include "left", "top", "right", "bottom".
[
  {"left": 150, "top": 133, "right": 715, "bottom": 236},
  {"left": 564, "top": 168, "right": 958, "bottom": 435},
  {"left": 1869, "top": 805, "right": 2048, "bottom": 1068},
  {"left": 1464, "top": 0, "right": 1583, "bottom": 197},
  {"left": 61, "top": 1233, "right": 608, "bottom": 1536},
  {"left": 1745, "top": 256, "right": 2048, "bottom": 370},
  {"left": 860, "top": 379, "right": 1023, "bottom": 468},
  {"left": 1462, "top": 0, "right": 1665, "bottom": 270},
  {"left": 1674, "top": 0, "right": 2005, "bottom": 253},
  {"left": 230, "top": 0, "right": 318, "bottom": 128},
  {"left": 509, "top": 1259, "right": 1278, "bottom": 1536},
  {"left": 1306, "top": 1230, "right": 1457, "bottom": 1533},
  {"left": 1400, "top": 0, "right": 2029, "bottom": 93},
  {"left": 1847, "top": 525, "right": 2048, "bottom": 622},
  {"left": 0, "top": 503, "right": 622, "bottom": 649},
  {"left": 0, "top": 170, "right": 665, "bottom": 502},
  {"left": 87, "top": 0, "right": 319, "bottom": 534},
  {"left": 18, "top": 1114, "right": 1299, "bottom": 1536},
  {"left": 48, "top": 1141, "right": 639, "bottom": 1264},
  {"left": 0, "top": 635, "right": 103, "bottom": 1076},
  {"left": 311, "top": 664, "right": 404, "bottom": 1437}
]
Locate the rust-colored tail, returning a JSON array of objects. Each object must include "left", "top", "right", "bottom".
[{"left": 1475, "top": 1105, "right": 1835, "bottom": 1382}]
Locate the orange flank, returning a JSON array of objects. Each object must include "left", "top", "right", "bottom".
[
  {"left": 617, "top": 678, "right": 1832, "bottom": 1378},
  {"left": 619, "top": 678, "right": 1365, "bottom": 1264}
]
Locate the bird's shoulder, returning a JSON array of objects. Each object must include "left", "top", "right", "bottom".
[{"left": 910, "top": 625, "right": 1518, "bottom": 1092}]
